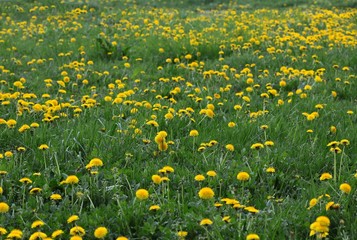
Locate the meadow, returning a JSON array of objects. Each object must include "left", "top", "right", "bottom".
[{"left": 0, "top": 0, "right": 356, "bottom": 239}]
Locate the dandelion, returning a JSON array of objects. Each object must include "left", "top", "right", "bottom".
[
  {"left": 340, "top": 139, "right": 350, "bottom": 146},
  {"left": 177, "top": 231, "right": 188, "bottom": 237},
  {"left": 136, "top": 189, "right": 149, "bottom": 200},
  {"left": 67, "top": 215, "right": 80, "bottom": 224},
  {"left": 246, "top": 233, "right": 260, "bottom": 240},
  {"left": 162, "top": 166, "right": 174, "bottom": 173},
  {"left": 319, "top": 173, "right": 332, "bottom": 181},
  {"left": 152, "top": 175, "right": 161, "bottom": 184},
  {"left": 7, "top": 229, "right": 23, "bottom": 239},
  {"left": 116, "top": 236, "right": 128, "bottom": 240},
  {"left": 4, "top": 151, "right": 13, "bottom": 158},
  {"left": 222, "top": 216, "right": 231, "bottom": 223},
  {"left": 87, "top": 158, "right": 104, "bottom": 168},
  {"left": 198, "top": 187, "right": 215, "bottom": 199},
  {"left": 65, "top": 175, "right": 79, "bottom": 184},
  {"left": 330, "top": 126, "right": 337, "bottom": 134},
  {"left": 6, "top": 119, "right": 17, "bottom": 128},
  {"left": 206, "top": 171, "right": 217, "bottom": 177},
  {"left": 327, "top": 141, "right": 339, "bottom": 148},
  {"left": 0, "top": 202, "right": 9, "bottom": 213},
  {"left": 324, "top": 201, "right": 334, "bottom": 211},
  {"left": 149, "top": 205, "right": 160, "bottom": 211},
  {"left": 237, "top": 172, "right": 250, "bottom": 181},
  {"left": 228, "top": 122, "right": 236, "bottom": 127},
  {"left": 250, "top": 143, "right": 264, "bottom": 150},
  {"left": 146, "top": 120, "right": 159, "bottom": 127},
  {"left": 266, "top": 167, "right": 275, "bottom": 173},
  {"left": 31, "top": 220, "right": 45, "bottom": 228},
  {"left": 71, "top": 235, "right": 83, "bottom": 240},
  {"left": 339, "top": 183, "right": 351, "bottom": 194},
  {"left": 260, "top": 125, "right": 268, "bottom": 130},
  {"left": 307, "top": 198, "right": 318, "bottom": 210},
  {"left": 51, "top": 230, "right": 64, "bottom": 238},
  {"left": 29, "top": 232, "right": 47, "bottom": 240},
  {"left": 244, "top": 206, "right": 260, "bottom": 213},
  {"left": 50, "top": 194, "right": 62, "bottom": 201},
  {"left": 310, "top": 216, "right": 330, "bottom": 238},
  {"left": 94, "top": 227, "right": 108, "bottom": 239},
  {"left": 200, "top": 218, "right": 213, "bottom": 226},
  {"left": 19, "top": 177, "right": 32, "bottom": 184},
  {"left": 70, "top": 226, "right": 86, "bottom": 236},
  {"left": 29, "top": 187, "right": 42, "bottom": 194},
  {"left": 38, "top": 144, "right": 49, "bottom": 150},
  {"left": 264, "top": 141, "right": 274, "bottom": 147},
  {"left": 194, "top": 174, "right": 205, "bottom": 181},
  {"left": 189, "top": 130, "right": 199, "bottom": 137},
  {"left": 0, "top": 227, "right": 7, "bottom": 235},
  {"left": 225, "top": 144, "right": 234, "bottom": 151}
]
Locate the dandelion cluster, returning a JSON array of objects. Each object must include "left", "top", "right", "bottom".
[{"left": 0, "top": 0, "right": 356, "bottom": 239}]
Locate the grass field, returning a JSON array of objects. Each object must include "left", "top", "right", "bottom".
[{"left": 0, "top": 0, "right": 356, "bottom": 239}]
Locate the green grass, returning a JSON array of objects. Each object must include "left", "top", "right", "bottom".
[{"left": 0, "top": 0, "right": 356, "bottom": 239}]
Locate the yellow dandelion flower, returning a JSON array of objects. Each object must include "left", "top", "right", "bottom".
[
  {"left": 198, "top": 187, "right": 215, "bottom": 200},
  {"left": 194, "top": 174, "right": 205, "bottom": 181},
  {"left": 31, "top": 220, "right": 45, "bottom": 228},
  {"left": 266, "top": 167, "right": 275, "bottom": 173},
  {"left": 29, "top": 187, "right": 42, "bottom": 194},
  {"left": 51, "top": 229, "right": 64, "bottom": 238},
  {"left": 246, "top": 233, "right": 260, "bottom": 240},
  {"left": 200, "top": 218, "right": 213, "bottom": 226},
  {"left": 136, "top": 189, "right": 149, "bottom": 200},
  {"left": 307, "top": 198, "right": 318, "bottom": 210},
  {"left": 250, "top": 143, "right": 264, "bottom": 150},
  {"left": 94, "top": 227, "right": 108, "bottom": 239},
  {"left": 206, "top": 171, "right": 217, "bottom": 177},
  {"left": 149, "top": 205, "right": 160, "bottom": 211},
  {"left": 327, "top": 141, "right": 339, "bottom": 147},
  {"left": 340, "top": 183, "right": 351, "bottom": 194},
  {"left": 237, "top": 172, "right": 250, "bottom": 181},
  {"left": 225, "top": 144, "right": 234, "bottom": 151},
  {"left": 177, "top": 231, "right": 188, "bottom": 237},
  {"left": 222, "top": 216, "right": 231, "bottom": 223},
  {"left": 0, "top": 202, "right": 10, "bottom": 213},
  {"left": 70, "top": 235, "right": 83, "bottom": 240},
  {"left": 152, "top": 175, "right": 161, "bottom": 184},
  {"left": 50, "top": 193, "right": 62, "bottom": 201},
  {"left": 340, "top": 139, "right": 350, "bottom": 146},
  {"left": 214, "top": 202, "right": 223, "bottom": 208},
  {"left": 264, "top": 140, "right": 274, "bottom": 147},
  {"left": 65, "top": 175, "right": 79, "bottom": 184},
  {"left": 70, "top": 226, "right": 86, "bottom": 236},
  {"left": 4, "top": 151, "right": 13, "bottom": 158},
  {"left": 6, "top": 119, "right": 17, "bottom": 128},
  {"left": 89, "top": 158, "right": 104, "bottom": 167},
  {"left": 325, "top": 201, "right": 335, "bottom": 211},
  {"left": 19, "top": 177, "right": 32, "bottom": 184},
  {"left": 316, "top": 216, "right": 330, "bottom": 227},
  {"left": 189, "top": 130, "right": 199, "bottom": 137},
  {"left": 0, "top": 227, "right": 7, "bottom": 235},
  {"left": 29, "top": 231, "right": 47, "bottom": 240},
  {"left": 38, "top": 144, "right": 49, "bottom": 150},
  {"left": 162, "top": 166, "right": 174, "bottom": 173},
  {"left": 116, "top": 236, "right": 128, "bottom": 240},
  {"left": 7, "top": 229, "right": 23, "bottom": 239},
  {"left": 67, "top": 215, "right": 80, "bottom": 224},
  {"left": 244, "top": 206, "right": 260, "bottom": 213},
  {"left": 319, "top": 173, "right": 332, "bottom": 181}
]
